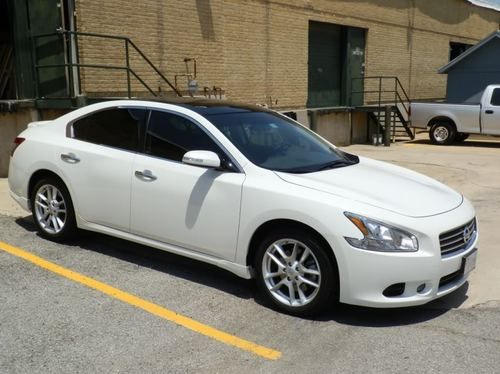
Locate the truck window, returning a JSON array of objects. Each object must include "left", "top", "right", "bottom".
[{"left": 491, "top": 89, "right": 500, "bottom": 106}]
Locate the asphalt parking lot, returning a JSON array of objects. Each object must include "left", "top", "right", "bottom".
[{"left": 1, "top": 135, "right": 500, "bottom": 373}]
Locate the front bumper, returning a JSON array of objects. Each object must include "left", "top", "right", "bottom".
[{"left": 336, "top": 200, "right": 478, "bottom": 308}]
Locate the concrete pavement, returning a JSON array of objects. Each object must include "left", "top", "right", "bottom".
[
  {"left": 0, "top": 178, "right": 27, "bottom": 217},
  {"left": 1, "top": 137, "right": 500, "bottom": 372}
]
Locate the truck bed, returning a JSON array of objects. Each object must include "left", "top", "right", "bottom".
[{"left": 410, "top": 101, "right": 480, "bottom": 131}]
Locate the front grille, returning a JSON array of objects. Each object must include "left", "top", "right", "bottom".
[{"left": 439, "top": 218, "right": 476, "bottom": 256}]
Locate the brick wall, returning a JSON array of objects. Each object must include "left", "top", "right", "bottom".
[{"left": 74, "top": 0, "right": 500, "bottom": 108}]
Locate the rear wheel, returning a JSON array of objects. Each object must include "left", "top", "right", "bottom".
[
  {"left": 31, "top": 177, "right": 77, "bottom": 242},
  {"left": 429, "top": 122, "right": 456, "bottom": 145},
  {"left": 254, "top": 228, "right": 337, "bottom": 316}
]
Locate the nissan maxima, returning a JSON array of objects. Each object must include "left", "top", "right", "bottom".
[{"left": 8, "top": 99, "right": 478, "bottom": 316}]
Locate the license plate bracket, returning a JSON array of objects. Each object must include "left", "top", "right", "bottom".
[{"left": 462, "top": 248, "right": 478, "bottom": 275}]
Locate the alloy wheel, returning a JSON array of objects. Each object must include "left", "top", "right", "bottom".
[
  {"left": 34, "top": 184, "right": 67, "bottom": 234},
  {"left": 262, "top": 238, "right": 321, "bottom": 307}
]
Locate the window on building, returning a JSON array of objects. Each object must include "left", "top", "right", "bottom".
[
  {"left": 449, "top": 42, "right": 473, "bottom": 61},
  {"left": 72, "top": 108, "right": 146, "bottom": 151},
  {"left": 145, "top": 110, "right": 221, "bottom": 162}
]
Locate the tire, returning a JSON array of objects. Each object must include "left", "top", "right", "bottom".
[
  {"left": 455, "top": 133, "right": 469, "bottom": 143},
  {"left": 429, "top": 122, "right": 456, "bottom": 145},
  {"left": 31, "top": 177, "right": 77, "bottom": 242},
  {"left": 254, "top": 228, "right": 338, "bottom": 316}
]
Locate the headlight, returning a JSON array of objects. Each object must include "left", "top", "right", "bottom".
[{"left": 344, "top": 212, "right": 418, "bottom": 252}]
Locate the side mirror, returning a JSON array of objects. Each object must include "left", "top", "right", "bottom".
[{"left": 182, "top": 150, "right": 221, "bottom": 169}]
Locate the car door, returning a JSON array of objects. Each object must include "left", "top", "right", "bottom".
[
  {"left": 57, "top": 107, "right": 147, "bottom": 231},
  {"left": 482, "top": 87, "right": 500, "bottom": 135},
  {"left": 130, "top": 109, "right": 245, "bottom": 261}
]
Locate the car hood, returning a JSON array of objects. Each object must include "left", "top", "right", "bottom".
[{"left": 275, "top": 157, "right": 463, "bottom": 218}]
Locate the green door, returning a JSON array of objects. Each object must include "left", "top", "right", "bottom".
[
  {"left": 28, "top": 0, "right": 67, "bottom": 98},
  {"left": 307, "top": 21, "right": 342, "bottom": 108},
  {"left": 344, "top": 27, "right": 366, "bottom": 106}
]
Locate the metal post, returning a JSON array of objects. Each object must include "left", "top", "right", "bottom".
[
  {"left": 309, "top": 110, "right": 318, "bottom": 132},
  {"left": 66, "top": 32, "right": 74, "bottom": 98},
  {"left": 384, "top": 105, "right": 391, "bottom": 146},
  {"left": 125, "top": 40, "right": 131, "bottom": 98},
  {"left": 74, "top": 32, "right": 82, "bottom": 96},
  {"left": 393, "top": 79, "right": 398, "bottom": 142},
  {"left": 376, "top": 77, "right": 382, "bottom": 145}
]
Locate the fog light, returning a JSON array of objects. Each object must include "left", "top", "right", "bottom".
[
  {"left": 383, "top": 283, "right": 405, "bottom": 297},
  {"left": 417, "top": 283, "right": 426, "bottom": 293}
]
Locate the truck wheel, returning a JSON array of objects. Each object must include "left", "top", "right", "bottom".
[
  {"left": 455, "top": 133, "right": 469, "bottom": 143},
  {"left": 429, "top": 122, "right": 456, "bottom": 145}
]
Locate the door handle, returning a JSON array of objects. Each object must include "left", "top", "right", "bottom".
[
  {"left": 135, "top": 170, "right": 157, "bottom": 181},
  {"left": 61, "top": 153, "right": 80, "bottom": 163},
  {"left": 485, "top": 110, "right": 494, "bottom": 114}
]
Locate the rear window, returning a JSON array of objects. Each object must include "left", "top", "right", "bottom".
[{"left": 72, "top": 108, "right": 146, "bottom": 151}]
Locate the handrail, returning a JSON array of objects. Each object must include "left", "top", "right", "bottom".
[
  {"left": 351, "top": 76, "right": 411, "bottom": 116},
  {"left": 350, "top": 75, "right": 414, "bottom": 142},
  {"left": 31, "top": 30, "right": 181, "bottom": 100}
]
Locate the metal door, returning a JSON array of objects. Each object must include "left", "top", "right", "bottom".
[
  {"left": 28, "top": 0, "right": 68, "bottom": 98},
  {"left": 344, "top": 27, "right": 366, "bottom": 106},
  {"left": 307, "top": 22, "right": 342, "bottom": 108}
]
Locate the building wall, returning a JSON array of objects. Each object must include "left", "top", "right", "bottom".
[
  {"left": 446, "top": 37, "right": 500, "bottom": 102},
  {"left": 74, "top": 0, "right": 500, "bottom": 109}
]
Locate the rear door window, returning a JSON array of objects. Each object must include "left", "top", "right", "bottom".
[{"left": 72, "top": 108, "right": 147, "bottom": 151}]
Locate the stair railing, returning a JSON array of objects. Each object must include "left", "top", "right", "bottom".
[
  {"left": 31, "top": 30, "right": 181, "bottom": 100},
  {"left": 351, "top": 76, "right": 414, "bottom": 141}
]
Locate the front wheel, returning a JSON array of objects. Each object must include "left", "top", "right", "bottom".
[
  {"left": 31, "top": 177, "right": 77, "bottom": 242},
  {"left": 429, "top": 122, "right": 456, "bottom": 145},
  {"left": 254, "top": 228, "right": 337, "bottom": 316}
]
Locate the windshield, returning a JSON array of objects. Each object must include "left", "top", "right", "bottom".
[{"left": 206, "top": 111, "right": 359, "bottom": 173}]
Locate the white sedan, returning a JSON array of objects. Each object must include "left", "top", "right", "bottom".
[{"left": 8, "top": 99, "right": 478, "bottom": 316}]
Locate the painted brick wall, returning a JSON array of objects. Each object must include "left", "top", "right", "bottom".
[{"left": 74, "top": 0, "right": 500, "bottom": 108}]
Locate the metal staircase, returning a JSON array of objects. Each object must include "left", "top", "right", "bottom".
[{"left": 351, "top": 76, "right": 415, "bottom": 143}]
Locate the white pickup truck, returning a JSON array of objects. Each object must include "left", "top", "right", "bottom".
[{"left": 411, "top": 84, "right": 500, "bottom": 144}]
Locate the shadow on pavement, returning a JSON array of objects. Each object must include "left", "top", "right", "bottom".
[
  {"left": 15, "top": 216, "right": 254, "bottom": 300},
  {"left": 15, "top": 215, "right": 37, "bottom": 232},
  {"left": 408, "top": 138, "right": 500, "bottom": 148},
  {"left": 16, "top": 215, "right": 468, "bottom": 327}
]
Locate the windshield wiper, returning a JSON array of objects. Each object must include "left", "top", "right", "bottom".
[{"left": 317, "top": 159, "right": 357, "bottom": 171}]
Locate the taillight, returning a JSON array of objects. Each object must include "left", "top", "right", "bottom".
[{"left": 11, "top": 137, "right": 25, "bottom": 156}]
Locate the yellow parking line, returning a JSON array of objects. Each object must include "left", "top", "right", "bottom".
[{"left": 0, "top": 241, "right": 281, "bottom": 360}]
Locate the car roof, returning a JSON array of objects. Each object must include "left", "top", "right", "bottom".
[{"left": 136, "top": 97, "right": 274, "bottom": 116}]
